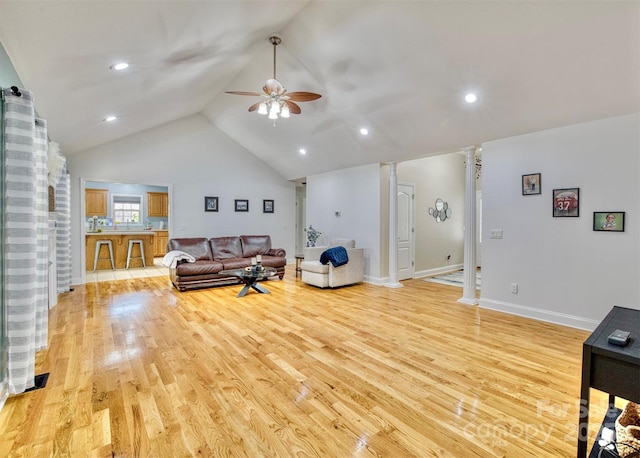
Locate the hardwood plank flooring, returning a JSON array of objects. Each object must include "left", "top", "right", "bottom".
[{"left": 0, "top": 266, "right": 618, "bottom": 457}]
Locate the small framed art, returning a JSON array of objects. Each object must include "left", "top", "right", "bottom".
[
  {"left": 204, "top": 196, "right": 218, "bottom": 212},
  {"left": 235, "top": 199, "right": 249, "bottom": 212},
  {"left": 553, "top": 188, "right": 579, "bottom": 217},
  {"left": 263, "top": 199, "right": 274, "bottom": 213},
  {"left": 522, "top": 173, "right": 541, "bottom": 195},
  {"left": 593, "top": 212, "right": 625, "bottom": 232}
]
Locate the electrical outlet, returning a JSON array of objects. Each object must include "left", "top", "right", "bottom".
[
  {"left": 511, "top": 283, "right": 518, "bottom": 294},
  {"left": 490, "top": 229, "right": 503, "bottom": 239},
  {"left": 447, "top": 254, "right": 451, "bottom": 260}
]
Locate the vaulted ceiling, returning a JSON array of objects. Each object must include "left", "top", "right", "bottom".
[{"left": 0, "top": 1, "right": 638, "bottom": 180}]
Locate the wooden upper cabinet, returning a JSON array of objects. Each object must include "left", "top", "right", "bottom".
[
  {"left": 147, "top": 192, "right": 168, "bottom": 217},
  {"left": 85, "top": 188, "right": 108, "bottom": 216}
]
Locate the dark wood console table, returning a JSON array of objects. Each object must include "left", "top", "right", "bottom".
[{"left": 577, "top": 306, "right": 640, "bottom": 457}]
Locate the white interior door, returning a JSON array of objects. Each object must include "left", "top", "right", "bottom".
[{"left": 397, "top": 183, "right": 415, "bottom": 280}]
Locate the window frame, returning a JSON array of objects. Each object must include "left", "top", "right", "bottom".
[{"left": 111, "top": 193, "right": 143, "bottom": 226}]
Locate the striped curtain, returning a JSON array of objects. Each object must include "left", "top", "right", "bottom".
[
  {"left": 2, "top": 88, "right": 49, "bottom": 394},
  {"left": 55, "top": 170, "right": 71, "bottom": 293},
  {"left": 34, "top": 119, "right": 48, "bottom": 350}
]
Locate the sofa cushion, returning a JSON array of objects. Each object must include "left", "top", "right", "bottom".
[
  {"left": 175, "top": 260, "right": 224, "bottom": 276},
  {"left": 220, "top": 258, "right": 251, "bottom": 270},
  {"left": 210, "top": 236, "right": 243, "bottom": 259},
  {"left": 168, "top": 238, "right": 213, "bottom": 261},
  {"left": 240, "top": 235, "right": 272, "bottom": 257},
  {"left": 300, "top": 260, "right": 329, "bottom": 274}
]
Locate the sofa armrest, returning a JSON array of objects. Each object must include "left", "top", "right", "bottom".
[
  {"left": 267, "top": 248, "right": 286, "bottom": 257},
  {"left": 328, "top": 248, "right": 364, "bottom": 286}
]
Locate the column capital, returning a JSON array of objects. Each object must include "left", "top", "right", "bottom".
[{"left": 463, "top": 145, "right": 481, "bottom": 155}]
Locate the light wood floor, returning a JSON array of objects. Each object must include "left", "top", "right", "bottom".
[{"left": 0, "top": 266, "right": 616, "bottom": 457}]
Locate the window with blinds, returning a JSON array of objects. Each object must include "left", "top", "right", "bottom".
[{"left": 112, "top": 195, "right": 142, "bottom": 225}]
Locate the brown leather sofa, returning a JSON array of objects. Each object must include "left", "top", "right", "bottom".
[{"left": 167, "top": 235, "right": 286, "bottom": 291}]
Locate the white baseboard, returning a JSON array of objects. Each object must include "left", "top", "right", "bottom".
[
  {"left": 479, "top": 298, "right": 600, "bottom": 331},
  {"left": 414, "top": 264, "right": 464, "bottom": 279},
  {"left": 364, "top": 275, "right": 388, "bottom": 286},
  {"left": 367, "top": 264, "right": 464, "bottom": 285}
]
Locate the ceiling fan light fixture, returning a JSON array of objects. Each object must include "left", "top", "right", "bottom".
[{"left": 225, "top": 35, "right": 322, "bottom": 122}]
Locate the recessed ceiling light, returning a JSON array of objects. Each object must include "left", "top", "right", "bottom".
[
  {"left": 299, "top": 148, "right": 306, "bottom": 155},
  {"left": 110, "top": 62, "right": 129, "bottom": 71},
  {"left": 360, "top": 128, "right": 369, "bottom": 136},
  {"left": 465, "top": 93, "right": 477, "bottom": 103},
  {"left": 103, "top": 115, "right": 117, "bottom": 122}
]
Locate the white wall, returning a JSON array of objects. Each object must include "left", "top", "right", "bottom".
[
  {"left": 306, "top": 163, "right": 382, "bottom": 281},
  {"left": 481, "top": 113, "right": 640, "bottom": 330},
  {"left": 0, "top": 42, "right": 22, "bottom": 88},
  {"left": 397, "top": 153, "right": 466, "bottom": 276},
  {"left": 67, "top": 114, "right": 296, "bottom": 284}
]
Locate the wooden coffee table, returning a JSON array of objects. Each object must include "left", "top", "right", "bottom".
[{"left": 219, "top": 267, "right": 277, "bottom": 297}]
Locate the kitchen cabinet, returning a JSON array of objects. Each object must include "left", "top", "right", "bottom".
[
  {"left": 85, "top": 188, "right": 107, "bottom": 216},
  {"left": 147, "top": 192, "right": 168, "bottom": 217},
  {"left": 154, "top": 230, "right": 169, "bottom": 256}
]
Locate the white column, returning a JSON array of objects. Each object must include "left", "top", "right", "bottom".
[
  {"left": 458, "top": 146, "right": 479, "bottom": 305},
  {"left": 385, "top": 162, "right": 403, "bottom": 288}
]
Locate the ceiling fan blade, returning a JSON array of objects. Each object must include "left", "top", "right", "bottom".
[
  {"left": 248, "top": 102, "right": 262, "bottom": 112},
  {"left": 286, "top": 92, "right": 322, "bottom": 102},
  {"left": 285, "top": 101, "right": 302, "bottom": 114},
  {"left": 226, "top": 91, "right": 262, "bottom": 96}
]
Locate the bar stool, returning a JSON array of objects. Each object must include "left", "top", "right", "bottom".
[
  {"left": 93, "top": 240, "right": 115, "bottom": 272},
  {"left": 126, "top": 239, "right": 146, "bottom": 269}
]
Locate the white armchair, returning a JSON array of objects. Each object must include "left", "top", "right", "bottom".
[{"left": 300, "top": 239, "right": 364, "bottom": 288}]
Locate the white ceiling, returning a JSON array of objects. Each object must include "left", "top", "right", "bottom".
[{"left": 1, "top": 1, "right": 638, "bottom": 180}]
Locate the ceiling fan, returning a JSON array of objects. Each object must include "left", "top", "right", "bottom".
[{"left": 226, "top": 35, "right": 321, "bottom": 120}]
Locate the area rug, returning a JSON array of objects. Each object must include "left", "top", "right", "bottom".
[{"left": 423, "top": 270, "right": 481, "bottom": 289}]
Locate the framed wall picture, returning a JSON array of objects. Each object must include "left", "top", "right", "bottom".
[
  {"left": 553, "top": 188, "right": 580, "bottom": 217},
  {"left": 522, "top": 173, "right": 541, "bottom": 195},
  {"left": 204, "top": 196, "right": 218, "bottom": 212},
  {"left": 235, "top": 199, "right": 249, "bottom": 212},
  {"left": 593, "top": 212, "right": 625, "bottom": 232},
  {"left": 263, "top": 199, "right": 274, "bottom": 213}
]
